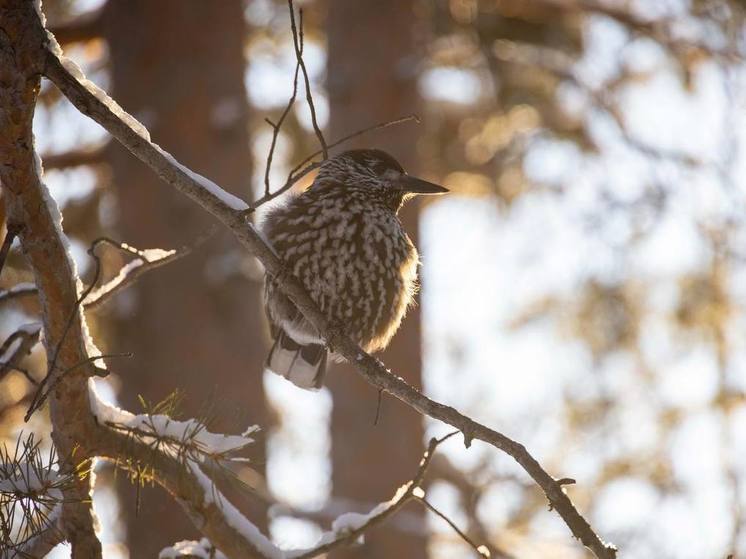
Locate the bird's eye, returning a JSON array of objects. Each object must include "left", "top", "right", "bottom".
[{"left": 382, "top": 169, "right": 401, "bottom": 181}]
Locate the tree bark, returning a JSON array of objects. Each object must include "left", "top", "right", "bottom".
[
  {"left": 326, "top": 1, "right": 427, "bottom": 557},
  {"left": 0, "top": 2, "right": 101, "bottom": 556},
  {"left": 101, "top": 1, "right": 268, "bottom": 556}
]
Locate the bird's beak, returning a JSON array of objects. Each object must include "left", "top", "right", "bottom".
[{"left": 397, "top": 174, "right": 449, "bottom": 195}]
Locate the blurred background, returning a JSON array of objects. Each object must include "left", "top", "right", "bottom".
[{"left": 2, "top": 0, "right": 746, "bottom": 557}]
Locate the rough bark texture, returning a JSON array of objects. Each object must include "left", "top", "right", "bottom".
[
  {"left": 100, "top": 1, "right": 268, "bottom": 555},
  {"left": 0, "top": 2, "right": 101, "bottom": 556},
  {"left": 326, "top": 1, "right": 427, "bottom": 557}
]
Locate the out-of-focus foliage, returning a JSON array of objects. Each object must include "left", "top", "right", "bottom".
[{"left": 418, "top": 1, "right": 746, "bottom": 558}]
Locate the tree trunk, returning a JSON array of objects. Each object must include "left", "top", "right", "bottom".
[
  {"left": 326, "top": 1, "right": 427, "bottom": 557},
  {"left": 102, "top": 2, "right": 267, "bottom": 556}
]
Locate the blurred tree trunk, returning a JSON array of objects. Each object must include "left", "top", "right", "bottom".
[
  {"left": 326, "top": 1, "right": 427, "bottom": 557},
  {"left": 102, "top": 1, "right": 267, "bottom": 556}
]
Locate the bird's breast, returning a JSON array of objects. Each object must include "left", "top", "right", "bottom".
[{"left": 272, "top": 200, "right": 417, "bottom": 349}]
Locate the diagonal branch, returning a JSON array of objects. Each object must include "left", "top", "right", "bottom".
[{"left": 41, "top": 25, "right": 617, "bottom": 559}]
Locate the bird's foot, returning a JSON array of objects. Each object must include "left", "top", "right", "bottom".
[
  {"left": 324, "top": 320, "right": 347, "bottom": 353},
  {"left": 271, "top": 261, "right": 295, "bottom": 287}
]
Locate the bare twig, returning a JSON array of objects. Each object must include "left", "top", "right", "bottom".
[
  {"left": 0, "top": 228, "right": 213, "bottom": 315},
  {"left": 83, "top": 227, "right": 216, "bottom": 311},
  {"left": 417, "top": 496, "right": 489, "bottom": 558},
  {"left": 263, "top": 23, "right": 301, "bottom": 197},
  {"left": 289, "top": 114, "right": 421, "bottom": 180},
  {"left": 0, "top": 324, "right": 41, "bottom": 384},
  {"left": 288, "top": 1, "right": 327, "bottom": 159},
  {"left": 0, "top": 223, "right": 21, "bottom": 278},
  {"left": 23, "top": 237, "right": 106, "bottom": 421},
  {"left": 0, "top": 283, "right": 37, "bottom": 305},
  {"left": 41, "top": 143, "right": 106, "bottom": 170},
  {"left": 291, "top": 433, "right": 465, "bottom": 559},
  {"left": 20, "top": 227, "right": 210, "bottom": 420},
  {"left": 249, "top": 114, "right": 420, "bottom": 211},
  {"left": 250, "top": 0, "right": 420, "bottom": 211},
  {"left": 42, "top": 33, "right": 617, "bottom": 559}
]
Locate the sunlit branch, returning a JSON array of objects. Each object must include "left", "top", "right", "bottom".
[
  {"left": 41, "top": 144, "right": 107, "bottom": 170},
  {"left": 41, "top": 12, "right": 617, "bottom": 558}
]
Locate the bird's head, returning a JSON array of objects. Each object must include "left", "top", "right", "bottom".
[{"left": 312, "top": 149, "right": 448, "bottom": 210}]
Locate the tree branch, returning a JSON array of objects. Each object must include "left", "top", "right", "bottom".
[
  {"left": 0, "top": 323, "right": 41, "bottom": 384},
  {"left": 0, "top": 1, "right": 102, "bottom": 554},
  {"left": 40, "top": 18, "right": 617, "bottom": 559},
  {"left": 0, "top": 282, "right": 37, "bottom": 305},
  {"left": 288, "top": 1, "right": 327, "bottom": 159},
  {"left": 41, "top": 143, "right": 106, "bottom": 170}
]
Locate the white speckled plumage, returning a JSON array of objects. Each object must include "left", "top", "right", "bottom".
[{"left": 261, "top": 149, "right": 444, "bottom": 390}]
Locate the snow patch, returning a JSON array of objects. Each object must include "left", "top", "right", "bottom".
[
  {"left": 285, "top": 483, "right": 414, "bottom": 556},
  {"left": 57, "top": 56, "right": 151, "bottom": 141},
  {"left": 84, "top": 248, "right": 175, "bottom": 304},
  {"left": 88, "top": 383, "right": 257, "bottom": 456},
  {"left": 157, "top": 148, "right": 249, "bottom": 211},
  {"left": 159, "top": 538, "right": 227, "bottom": 559}
]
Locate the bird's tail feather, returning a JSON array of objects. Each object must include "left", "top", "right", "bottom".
[{"left": 265, "top": 329, "right": 327, "bottom": 390}]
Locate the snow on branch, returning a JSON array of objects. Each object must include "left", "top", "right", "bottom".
[
  {"left": 287, "top": 432, "right": 489, "bottom": 559},
  {"left": 160, "top": 538, "right": 228, "bottom": 559},
  {"left": 81, "top": 230, "right": 214, "bottom": 312},
  {"left": 38, "top": 1, "right": 617, "bottom": 557},
  {"left": 0, "top": 230, "right": 211, "bottom": 321},
  {"left": 90, "top": 389, "right": 259, "bottom": 463}
]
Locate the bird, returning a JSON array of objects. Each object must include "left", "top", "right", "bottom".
[{"left": 261, "top": 148, "right": 448, "bottom": 390}]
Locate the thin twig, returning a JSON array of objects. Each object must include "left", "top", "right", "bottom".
[
  {"left": 289, "top": 114, "right": 421, "bottom": 180},
  {"left": 292, "top": 433, "right": 464, "bottom": 559},
  {"left": 41, "top": 143, "right": 106, "bottom": 170},
  {"left": 373, "top": 388, "right": 384, "bottom": 425},
  {"left": 0, "top": 325, "right": 41, "bottom": 384},
  {"left": 23, "top": 353, "right": 131, "bottom": 420},
  {"left": 249, "top": 115, "right": 420, "bottom": 211},
  {"left": 83, "top": 226, "right": 216, "bottom": 311},
  {"left": 0, "top": 283, "right": 37, "bottom": 305},
  {"left": 0, "top": 223, "right": 21, "bottom": 278},
  {"left": 288, "top": 1, "right": 327, "bottom": 159},
  {"left": 23, "top": 239, "right": 105, "bottom": 421},
  {"left": 263, "top": 53, "right": 300, "bottom": 196},
  {"left": 417, "top": 496, "right": 490, "bottom": 558}
]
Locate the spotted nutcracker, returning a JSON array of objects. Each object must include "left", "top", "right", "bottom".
[{"left": 261, "top": 149, "right": 448, "bottom": 390}]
